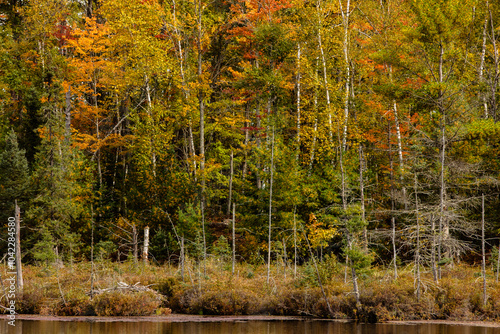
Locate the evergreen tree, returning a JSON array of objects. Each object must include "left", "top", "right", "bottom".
[{"left": 0, "top": 129, "right": 30, "bottom": 222}]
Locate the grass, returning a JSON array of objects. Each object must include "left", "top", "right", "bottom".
[{"left": 1, "top": 259, "right": 499, "bottom": 322}]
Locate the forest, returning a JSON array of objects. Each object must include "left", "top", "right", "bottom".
[{"left": 1, "top": 0, "right": 500, "bottom": 320}]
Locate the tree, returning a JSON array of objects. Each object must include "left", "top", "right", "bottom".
[{"left": 0, "top": 130, "right": 30, "bottom": 213}]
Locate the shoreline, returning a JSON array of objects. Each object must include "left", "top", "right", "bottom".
[{"left": 0, "top": 314, "right": 499, "bottom": 327}]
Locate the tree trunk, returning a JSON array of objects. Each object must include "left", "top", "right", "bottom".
[
  {"left": 242, "top": 104, "right": 250, "bottom": 178},
  {"left": 196, "top": 0, "right": 207, "bottom": 277},
  {"left": 359, "top": 145, "right": 367, "bottom": 250},
  {"left": 64, "top": 85, "right": 71, "bottom": 145},
  {"left": 172, "top": 0, "right": 197, "bottom": 175},
  {"left": 267, "top": 127, "right": 275, "bottom": 284},
  {"left": 180, "top": 236, "right": 185, "bottom": 282},
  {"left": 256, "top": 105, "right": 262, "bottom": 189},
  {"left": 143, "top": 226, "right": 149, "bottom": 264},
  {"left": 340, "top": 0, "right": 351, "bottom": 151},
  {"left": 197, "top": 0, "right": 205, "bottom": 197},
  {"left": 346, "top": 233, "right": 360, "bottom": 306},
  {"left": 482, "top": 194, "right": 487, "bottom": 306},
  {"left": 132, "top": 224, "right": 138, "bottom": 264},
  {"left": 201, "top": 201, "right": 207, "bottom": 276},
  {"left": 316, "top": 0, "right": 333, "bottom": 143},
  {"left": 488, "top": 2, "right": 499, "bottom": 120},
  {"left": 308, "top": 119, "right": 318, "bottom": 175},
  {"left": 480, "top": 15, "right": 489, "bottom": 117},
  {"left": 145, "top": 76, "right": 156, "bottom": 178},
  {"left": 90, "top": 204, "right": 94, "bottom": 299},
  {"left": 293, "top": 208, "right": 297, "bottom": 279},
  {"left": 283, "top": 237, "right": 287, "bottom": 278},
  {"left": 296, "top": 43, "right": 302, "bottom": 161},
  {"left": 393, "top": 101, "right": 406, "bottom": 209},
  {"left": 388, "top": 120, "right": 398, "bottom": 279},
  {"left": 497, "top": 241, "right": 500, "bottom": 283},
  {"left": 392, "top": 216, "right": 398, "bottom": 280},
  {"left": 438, "top": 43, "right": 446, "bottom": 280},
  {"left": 15, "top": 201, "right": 23, "bottom": 295},
  {"left": 227, "top": 150, "right": 234, "bottom": 216},
  {"left": 414, "top": 174, "right": 421, "bottom": 301},
  {"left": 308, "top": 58, "right": 319, "bottom": 175},
  {"left": 232, "top": 203, "right": 236, "bottom": 276},
  {"left": 431, "top": 214, "right": 438, "bottom": 282}
]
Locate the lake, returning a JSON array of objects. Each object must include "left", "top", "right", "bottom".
[{"left": 1, "top": 318, "right": 500, "bottom": 334}]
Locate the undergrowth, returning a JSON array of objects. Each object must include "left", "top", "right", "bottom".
[{"left": 0, "top": 259, "right": 499, "bottom": 322}]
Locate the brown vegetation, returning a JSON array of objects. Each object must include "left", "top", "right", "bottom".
[{"left": 1, "top": 260, "right": 499, "bottom": 322}]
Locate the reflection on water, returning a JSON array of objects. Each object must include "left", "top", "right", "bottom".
[{"left": 1, "top": 319, "right": 500, "bottom": 334}]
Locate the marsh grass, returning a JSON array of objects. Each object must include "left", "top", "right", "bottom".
[{"left": 0, "top": 259, "right": 499, "bottom": 321}]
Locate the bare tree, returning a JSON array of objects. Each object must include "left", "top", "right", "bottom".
[
  {"left": 482, "top": 194, "right": 487, "bottom": 306},
  {"left": 232, "top": 203, "right": 236, "bottom": 275},
  {"left": 15, "top": 201, "right": 23, "bottom": 295},
  {"left": 267, "top": 127, "right": 275, "bottom": 285},
  {"left": 414, "top": 174, "right": 421, "bottom": 301}
]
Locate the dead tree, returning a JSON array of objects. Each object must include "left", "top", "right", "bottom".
[
  {"left": 15, "top": 201, "right": 23, "bottom": 295},
  {"left": 143, "top": 226, "right": 150, "bottom": 264}
]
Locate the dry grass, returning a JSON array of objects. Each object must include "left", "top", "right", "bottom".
[{"left": 0, "top": 260, "right": 498, "bottom": 321}]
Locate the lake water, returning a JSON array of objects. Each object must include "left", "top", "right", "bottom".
[{"left": 1, "top": 319, "right": 500, "bottom": 334}]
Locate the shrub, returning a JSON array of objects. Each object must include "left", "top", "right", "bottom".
[
  {"left": 155, "top": 277, "right": 178, "bottom": 300},
  {"left": 92, "top": 290, "right": 162, "bottom": 316},
  {"left": 17, "top": 290, "right": 45, "bottom": 314},
  {"left": 54, "top": 297, "right": 95, "bottom": 316},
  {"left": 170, "top": 286, "right": 260, "bottom": 315}
]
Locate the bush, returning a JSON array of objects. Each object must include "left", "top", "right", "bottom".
[
  {"left": 92, "top": 290, "right": 162, "bottom": 316},
  {"left": 273, "top": 287, "right": 324, "bottom": 316},
  {"left": 17, "top": 290, "right": 46, "bottom": 314},
  {"left": 54, "top": 297, "right": 95, "bottom": 316},
  {"left": 155, "top": 277, "right": 178, "bottom": 299},
  {"left": 300, "top": 254, "right": 340, "bottom": 287},
  {"left": 170, "top": 286, "right": 260, "bottom": 315}
]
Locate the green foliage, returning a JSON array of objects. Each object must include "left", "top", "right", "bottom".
[
  {"left": 212, "top": 235, "right": 230, "bottom": 262},
  {"left": 177, "top": 203, "right": 201, "bottom": 241},
  {"left": 150, "top": 228, "right": 177, "bottom": 263},
  {"left": 0, "top": 0, "right": 499, "bottom": 288},
  {"left": 301, "top": 254, "right": 340, "bottom": 287},
  {"left": 491, "top": 246, "right": 500, "bottom": 274},
  {"left": 32, "top": 226, "right": 57, "bottom": 265},
  {"left": 95, "top": 240, "right": 117, "bottom": 261},
  {"left": 0, "top": 129, "right": 30, "bottom": 203},
  {"left": 254, "top": 23, "right": 294, "bottom": 64},
  {"left": 344, "top": 245, "right": 373, "bottom": 272}
]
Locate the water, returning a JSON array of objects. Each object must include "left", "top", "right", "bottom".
[{"left": 1, "top": 319, "right": 500, "bottom": 334}]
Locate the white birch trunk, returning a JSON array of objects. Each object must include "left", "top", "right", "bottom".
[
  {"left": 143, "top": 226, "right": 149, "bottom": 263},
  {"left": 296, "top": 43, "right": 302, "bottom": 161},
  {"left": 489, "top": 2, "right": 499, "bottom": 119},
  {"left": 339, "top": 0, "right": 351, "bottom": 151},
  {"left": 173, "top": 0, "right": 197, "bottom": 174},
  {"left": 393, "top": 101, "right": 406, "bottom": 208},
  {"left": 480, "top": 16, "right": 489, "bottom": 117},
  {"left": 145, "top": 75, "right": 156, "bottom": 178},
  {"left": 316, "top": 0, "right": 333, "bottom": 142}
]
